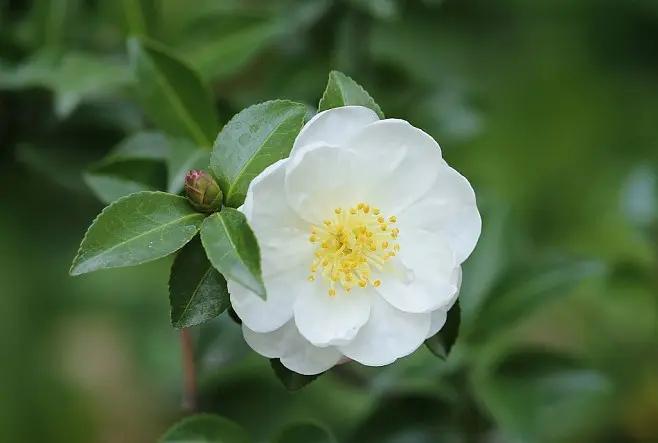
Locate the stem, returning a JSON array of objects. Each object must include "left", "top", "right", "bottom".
[{"left": 180, "top": 328, "right": 197, "bottom": 411}]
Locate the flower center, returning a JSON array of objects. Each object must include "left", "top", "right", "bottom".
[{"left": 307, "top": 202, "right": 400, "bottom": 296}]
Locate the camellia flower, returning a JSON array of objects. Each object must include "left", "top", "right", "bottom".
[{"left": 228, "top": 106, "right": 481, "bottom": 375}]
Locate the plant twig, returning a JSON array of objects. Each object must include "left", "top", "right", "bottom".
[{"left": 180, "top": 328, "right": 197, "bottom": 411}]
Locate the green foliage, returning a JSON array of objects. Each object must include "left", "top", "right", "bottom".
[
  {"left": 160, "top": 414, "right": 251, "bottom": 443},
  {"left": 128, "top": 37, "right": 218, "bottom": 147},
  {"left": 273, "top": 422, "right": 336, "bottom": 443},
  {"left": 425, "top": 301, "right": 460, "bottom": 359},
  {"left": 200, "top": 209, "right": 265, "bottom": 298},
  {"left": 70, "top": 191, "right": 204, "bottom": 275},
  {"left": 4, "top": 0, "right": 657, "bottom": 441},
  {"left": 169, "top": 237, "right": 229, "bottom": 328},
  {"left": 318, "top": 70, "right": 384, "bottom": 118},
  {"left": 474, "top": 347, "right": 613, "bottom": 442},
  {"left": 210, "top": 100, "right": 306, "bottom": 207}
]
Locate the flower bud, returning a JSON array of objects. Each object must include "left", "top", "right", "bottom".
[{"left": 184, "top": 170, "right": 222, "bottom": 213}]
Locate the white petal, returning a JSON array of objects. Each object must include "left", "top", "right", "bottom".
[
  {"left": 242, "top": 321, "right": 300, "bottom": 358},
  {"left": 339, "top": 295, "right": 431, "bottom": 366},
  {"left": 401, "top": 162, "right": 481, "bottom": 263},
  {"left": 228, "top": 264, "right": 306, "bottom": 333},
  {"left": 294, "top": 288, "right": 372, "bottom": 347},
  {"left": 375, "top": 231, "right": 457, "bottom": 314},
  {"left": 291, "top": 106, "right": 380, "bottom": 156},
  {"left": 426, "top": 266, "right": 462, "bottom": 339},
  {"left": 242, "top": 159, "right": 312, "bottom": 275},
  {"left": 285, "top": 143, "right": 367, "bottom": 223},
  {"left": 426, "top": 309, "right": 448, "bottom": 338},
  {"left": 242, "top": 322, "right": 342, "bottom": 375},
  {"left": 346, "top": 119, "right": 443, "bottom": 214}
]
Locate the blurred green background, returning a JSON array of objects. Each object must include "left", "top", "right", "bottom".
[{"left": 1, "top": 0, "right": 657, "bottom": 442}]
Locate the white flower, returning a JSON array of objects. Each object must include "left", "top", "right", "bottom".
[{"left": 228, "top": 106, "right": 481, "bottom": 375}]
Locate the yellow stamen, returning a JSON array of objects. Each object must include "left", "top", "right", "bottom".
[{"left": 306, "top": 202, "right": 400, "bottom": 297}]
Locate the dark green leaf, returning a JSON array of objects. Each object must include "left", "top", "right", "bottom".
[
  {"left": 169, "top": 237, "right": 230, "bottom": 328},
  {"left": 128, "top": 37, "right": 218, "bottom": 147},
  {"left": 270, "top": 359, "right": 320, "bottom": 391},
  {"left": 200, "top": 208, "right": 265, "bottom": 298},
  {"left": 425, "top": 301, "right": 460, "bottom": 359},
  {"left": 318, "top": 70, "right": 383, "bottom": 118},
  {"left": 475, "top": 348, "right": 612, "bottom": 442},
  {"left": 159, "top": 414, "right": 251, "bottom": 443},
  {"left": 273, "top": 422, "right": 335, "bottom": 443},
  {"left": 70, "top": 191, "right": 204, "bottom": 275},
  {"left": 210, "top": 100, "right": 306, "bottom": 207}
]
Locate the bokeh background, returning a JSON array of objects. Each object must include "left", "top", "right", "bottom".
[{"left": 1, "top": 0, "right": 657, "bottom": 442}]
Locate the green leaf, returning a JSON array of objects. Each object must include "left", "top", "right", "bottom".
[
  {"left": 318, "top": 70, "right": 384, "bottom": 118},
  {"left": 84, "top": 132, "right": 169, "bottom": 203},
  {"left": 180, "top": 14, "right": 282, "bottom": 81},
  {"left": 210, "top": 100, "right": 306, "bottom": 207},
  {"left": 160, "top": 414, "right": 251, "bottom": 443},
  {"left": 475, "top": 348, "right": 613, "bottom": 442},
  {"left": 273, "top": 422, "right": 335, "bottom": 443},
  {"left": 0, "top": 50, "right": 131, "bottom": 117},
  {"left": 200, "top": 209, "right": 265, "bottom": 298},
  {"left": 425, "top": 301, "right": 461, "bottom": 359},
  {"left": 128, "top": 37, "right": 218, "bottom": 147},
  {"left": 70, "top": 191, "right": 204, "bottom": 275},
  {"left": 121, "top": 0, "right": 156, "bottom": 37},
  {"left": 468, "top": 259, "right": 605, "bottom": 341},
  {"left": 270, "top": 359, "right": 320, "bottom": 391},
  {"left": 169, "top": 237, "right": 230, "bottom": 328}
]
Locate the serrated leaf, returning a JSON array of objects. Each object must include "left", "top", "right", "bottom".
[
  {"left": 270, "top": 359, "right": 320, "bottom": 391},
  {"left": 169, "top": 237, "right": 229, "bottom": 328},
  {"left": 210, "top": 100, "right": 306, "bottom": 207},
  {"left": 200, "top": 208, "right": 265, "bottom": 298},
  {"left": 159, "top": 414, "right": 251, "bottom": 443},
  {"left": 273, "top": 422, "right": 335, "bottom": 443},
  {"left": 425, "top": 301, "right": 461, "bottom": 359},
  {"left": 70, "top": 191, "right": 204, "bottom": 275},
  {"left": 318, "top": 70, "right": 383, "bottom": 118},
  {"left": 128, "top": 37, "right": 218, "bottom": 147}
]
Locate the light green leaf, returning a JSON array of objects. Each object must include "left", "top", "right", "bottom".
[
  {"left": 425, "top": 301, "right": 461, "bottom": 359},
  {"left": 159, "top": 414, "right": 251, "bottom": 443},
  {"left": 0, "top": 51, "right": 131, "bottom": 117},
  {"left": 181, "top": 14, "right": 282, "bottom": 81},
  {"left": 210, "top": 100, "right": 306, "bottom": 207},
  {"left": 84, "top": 132, "right": 169, "bottom": 203},
  {"left": 128, "top": 37, "right": 218, "bottom": 147},
  {"left": 70, "top": 191, "right": 204, "bottom": 275},
  {"left": 318, "top": 70, "right": 384, "bottom": 118},
  {"left": 475, "top": 348, "right": 613, "bottom": 442},
  {"left": 200, "top": 209, "right": 265, "bottom": 298},
  {"left": 121, "top": 0, "right": 156, "bottom": 37},
  {"left": 169, "top": 237, "right": 229, "bottom": 328},
  {"left": 270, "top": 359, "right": 320, "bottom": 391},
  {"left": 273, "top": 422, "right": 335, "bottom": 443},
  {"left": 468, "top": 260, "right": 605, "bottom": 341}
]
